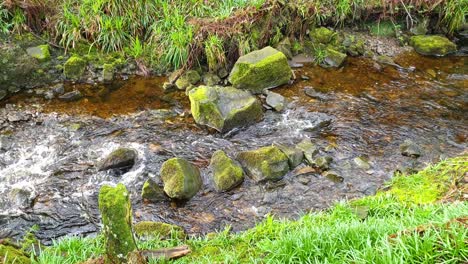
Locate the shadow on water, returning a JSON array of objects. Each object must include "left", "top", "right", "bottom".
[{"left": 0, "top": 52, "right": 466, "bottom": 243}]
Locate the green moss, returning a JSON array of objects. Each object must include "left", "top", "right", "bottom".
[
  {"left": 410, "top": 35, "right": 457, "bottom": 56},
  {"left": 188, "top": 86, "right": 225, "bottom": 130},
  {"left": 237, "top": 146, "right": 290, "bottom": 182},
  {"left": 210, "top": 150, "right": 244, "bottom": 191},
  {"left": 176, "top": 70, "right": 201, "bottom": 90},
  {"left": 160, "top": 158, "right": 202, "bottom": 200},
  {"left": 64, "top": 56, "right": 87, "bottom": 80},
  {"left": 369, "top": 20, "right": 396, "bottom": 37},
  {"left": 98, "top": 183, "right": 136, "bottom": 263},
  {"left": 0, "top": 244, "right": 31, "bottom": 264},
  {"left": 309, "top": 27, "right": 336, "bottom": 44},
  {"left": 26, "top": 44, "right": 50, "bottom": 61},
  {"left": 228, "top": 46, "right": 292, "bottom": 94},
  {"left": 134, "top": 221, "right": 185, "bottom": 239}
]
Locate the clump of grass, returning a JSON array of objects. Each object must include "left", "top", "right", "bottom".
[
  {"left": 442, "top": 0, "right": 467, "bottom": 34},
  {"left": 204, "top": 34, "right": 226, "bottom": 72}
]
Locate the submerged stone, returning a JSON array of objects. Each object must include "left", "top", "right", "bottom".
[
  {"left": 58, "top": 90, "right": 82, "bottom": 102},
  {"left": 98, "top": 148, "right": 137, "bottom": 171},
  {"left": 141, "top": 179, "right": 166, "bottom": 202},
  {"left": 98, "top": 184, "right": 136, "bottom": 264},
  {"left": 134, "top": 221, "right": 185, "bottom": 239},
  {"left": 237, "top": 146, "right": 290, "bottom": 182},
  {"left": 176, "top": 70, "right": 201, "bottom": 90},
  {"left": 188, "top": 85, "right": 263, "bottom": 132},
  {"left": 228, "top": 46, "right": 292, "bottom": 94},
  {"left": 210, "top": 150, "right": 244, "bottom": 192},
  {"left": 410, "top": 35, "right": 457, "bottom": 56},
  {"left": 26, "top": 45, "right": 50, "bottom": 61},
  {"left": 64, "top": 56, "right": 87, "bottom": 80},
  {"left": 160, "top": 158, "right": 202, "bottom": 200}
]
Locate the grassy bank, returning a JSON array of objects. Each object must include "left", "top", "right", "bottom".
[
  {"left": 1, "top": 0, "right": 466, "bottom": 72},
  {"left": 19, "top": 155, "right": 466, "bottom": 263}
]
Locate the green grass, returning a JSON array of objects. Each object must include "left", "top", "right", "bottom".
[{"left": 24, "top": 156, "right": 467, "bottom": 264}]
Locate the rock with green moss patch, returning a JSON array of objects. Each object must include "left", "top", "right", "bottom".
[
  {"left": 134, "top": 221, "right": 185, "bottom": 239},
  {"left": 228, "top": 46, "right": 292, "bottom": 94},
  {"left": 141, "top": 179, "right": 166, "bottom": 202},
  {"left": 26, "top": 45, "right": 50, "bottom": 61},
  {"left": 64, "top": 56, "right": 87, "bottom": 80},
  {"left": 176, "top": 70, "right": 201, "bottom": 90},
  {"left": 237, "top": 146, "right": 290, "bottom": 182},
  {"left": 343, "top": 35, "right": 365, "bottom": 56},
  {"left": 202, "top": 72, "right": 221, "bottom": 86},
  {"left": 410, "top": 35, "right": 457, "bottom": 56},
  {"left": 102, "top": 63, "right": 114, "bottom": 82},
  {"left": 210, "top": 150, "right": 244, "bottom": 191},
  {"left": 98, "top": 148, "right": 137, "bottom": 171},
  {"left": 160, "top": 158, "right": 202, "bottom": 200},
  {"left": 309, "top": 27, "right": 336, "bottom": 44},
  {"left": 0, "top": 243, "right": 31, "bottom": 264},
  {"left": 322, "top": 48, "right": 347, "bottom": 68},
  {"left": 273, "top": 142, "right": 304, "bottom": 168},
  {"left": 188, "top": 85, "right": 263, "bottom": 132},
  {"left": 98, "top": 183, "right": 136, "bottom": 264}
]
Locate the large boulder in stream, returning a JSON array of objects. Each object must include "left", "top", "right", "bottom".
[
  {"left": 210, "top": 150, "right": 245, "bottom": 191},
  {"left": 228, "top": 46, "right": 292, "bottom": 94},
  {"left": 98, "top": 183, "right": 137, "bottom": 264},
  {"left": 237, "top": 146, "right": 290, "bottom": 182},
  {"left": 160, "top": 158, "right": 202, "bottom": 200},
  {"left": 410, "top": 35, "right": 457, "bottom": 56},
  {"left": 188, "top": 85, "right": 263, "bottom": 132}
]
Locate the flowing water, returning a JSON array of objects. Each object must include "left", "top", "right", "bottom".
[{"left": 0, "top": 52, "right": 466, "bottom": 244}]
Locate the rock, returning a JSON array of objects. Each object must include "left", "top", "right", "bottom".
[
  {"left": 98, "top": 148, "right": 137, "bottom": 171},
  {"left": 0, "top": 243, "right": 31, "bottom": 264},
  {"left": 134, "top": 221, "right": 185, "bottom": 240},
  {"left": 51, "top": 83, "right": 65, "bottom": 94},
  {"left": 354, "top": 156, "right": 371, "bottom": 170},
  {"left": 296, "top": 139, "right": 319, "bottom": 164},
  {"left": 309, "top": 27, "right": 336, "bottom": 44},
  {"left": 141, "top": 179, "right": 166, "bottom": 202},
  {"left": 322, "top": 48, "right": 347, "bottom": 68},
  {"left": 162, "top": 82, "right": 177, "bottom": 93},
  {"left": 343, "top": 35, "right": 365, "bottom": 56},
  {"left": 304, "top": 87, "right": 329, "bottom": 100},
  {"left": 322, "top": 170, "right": 343, "bottom": 183},
  {"left": 237, "top": 146, "right": 290, "bottom": 182},
  {"left": 400, "top": 139, "right": 422, "bottom": 158},
  {"left": 202, "top": 72, "right": 221, "bottom": 86},
  {"left": 175, "top": 70, "right": 201, "bottom": 90},
  {"left": 217, "top": 67, "right": 229, "bottom": 79},
  {"left": 273, "top": 142, "right": 304, "bottom": 168},
  {"left": 188, "top": 85, "right": 263, "bottom": 132},
  {"left": 26, "top": 45, "right": 50, "bottom": 61},
  {"left": 102, "top": 64, "right": 114, "bottom": 82},
  {"left": 58, "top": 90, "right": 83, "bottom": 102},
  {"left": 265, "top": 91, "right": 287, "bottom": 111},
  {"left": 228, "top": 46, "right": 292, "bottom": 94},
  {"left": 160, "top": 158, "right": 202, "bottom": 200},
  {"left": 64, "top": 56, "right": 87, "bottom": 80},
  {"left": 210, "top": 150, "right": 244, "bottom": 192},
  {"left": 313, "top": 156, "right": 333, "bottom": 170},
  {"left": 98, "top": 184, "right": 137, "bottom": 264},
  {"left": 410, "top": 35, "right": 457, "bottom": 56},
  {"left": 276, "top": 38, "right": 293, "bottom": 59},
  {"left": 301, "top": 75, "right": 310, "bottom": 80},
  {"left": 9, "top": 187, "right": 35, "bottom": 208}
]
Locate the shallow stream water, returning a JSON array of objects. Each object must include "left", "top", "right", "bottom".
[{"left": 0, "top": 52, "right": 466, "bottom": 243}]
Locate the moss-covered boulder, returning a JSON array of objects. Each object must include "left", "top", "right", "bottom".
[
  {"left": 98, "top": 148, "right": 137, "bottom": 171},
  {"left": 102, "top": 63, "right": 114, "bottom": 82},
  {"left": 228, "top": 46, "right": 292, "bottom": 94},
  {"left": 134, "top": 221, "right": 185, "bottom": 239},
  {"left": 273, "top": 142, "right": 304, "bottom": 169},
  {"left": 98, "top": 184, "right": 136, "bottom": 264},
  {"left": 188, "top": 85, "right": 263, "bottom": 132},
  {"left": 160, "top": 158, "right": 202, "bottom": 200},
  {"left": 176, "top": 70, "right": 201, "bottom": 90},
  {"left": 141, "top": 179, "right": 166, "bottom": 202},
  {"left": 0, "top": 241, "right": 31, "bottom": 264},
  {"left": 309, "top": 27, "right": 336, "bottom": 44},
  {"left": 210, "top": 150, "right": 244, "bottom": 191},
  {"left": 322, "top": 48, "right": 347, "bottom": 68},
  {"left": 64, "top": 56, "right": 87, "bottom": 80},
  {"left": 237, "top": 146, "right": 290, "bottom": 182},
  {"left": 410, "top": 35, "right": 457, "bottom": 56},
  {"left": 26, "top": 44, "right": 50, "bottom": 61}
]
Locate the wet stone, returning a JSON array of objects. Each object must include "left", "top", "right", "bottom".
[
  {"left": 296, "top": 139, "right": 319, "bottom": 164},
  {"left": 322, "top": 170, "right": 343, "bottom": 183},
  {"left": 141, "top": 179, "right": 167, "bottom": 202},
  {"left": 237, "top": 146, "right": 290, "bottom": 183},
  {"left": 354, "top": 156, "right": 371, "bottom": 170},
  {"left": 273, "top": 142, "right": 304, "bottom": 169},
  {"left": 98, "top": 148, "right": 137, "bottom": 171},
  {"left": 210, "top": 150, "right": 244, "bottom": 192},
  {"left": 160, "top": 158, "right": 202, "bottom": 200},
  {"left": 313, "top": 156, "right": 333, "bottom": 170},
  {"left": 58, "top": 90, "right": 83, "bottom": 102},
  {"left": 304, "top": 86, "right": 329, "bottom": 101},
  {"left": 265, "top": 91, "right": 287, "bottom": 112},
  {"left": 400, "top": 139, "right": 422, "bottom": 158}
]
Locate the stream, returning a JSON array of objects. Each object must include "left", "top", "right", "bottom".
[{"left": 0, "top": 52, "right": 466, "bottom": 244}]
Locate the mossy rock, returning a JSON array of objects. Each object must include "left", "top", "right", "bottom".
[
  {"left": 275, "top": 38, "right": 293, "bottom": 59},
  {"left": 134, "top": 221, "right": 185, "bottom": 239},
  {"left": 98, "top": 183, "right": 136, "bottom": 264},
  {"left": 0, "top": 242, "right": 31, "bottom": 264},
  {"left": 273, "top": 142, "right": 304, "bottom": 169},
  {"left": 309, "top": 27, "right": 336, "bottom": 44},
  {"left": 98, "top": 148, "right": 137, "bottom": 171},
  {"left": 343, "top": 35, "right": 365, "bottom": 56},
  {"left": 410, "top": 35, "right": 457, "bottom": 56},
  {"left": 64, "top": 56, "right": 87, "bottom": 80},
  {"left": 188, "top": 85, "right": 263, "bottom": 132},
  {"left": 102, "top": 63, "right": 114, "bottom": 82},
  {"left": 141, "top": 179, "right": 166, "bottom": 202},
  {"left": 237, "top": 146, "right": 290, "bottom": 182},
  {"left": 369, "top": 20, "right": 396, "bottom": 37},
  {"left": 26, "top": 44, "right": 50, "bottom": 61},
  {"left": 228, "top": 46, "right": 292, "bottom": 94},
  {"left": 321, "top": 48, "right": 347, "bottom": 68},
  {"left": 160, "top": 158, "right": 202, "bottom": 200},
  {"left": 176, "top": 70, "right": 201, "bottom": 90},
  {"left": 210, "top": 150, "right": 244, "bottom": 191}
]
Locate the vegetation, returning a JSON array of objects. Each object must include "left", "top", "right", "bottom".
[
  {"left": 0, "top": 0, "right": 466, "bottom": 72},
  {"left": 15, "top": 156, "right": 464, "bottom": 263}
]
